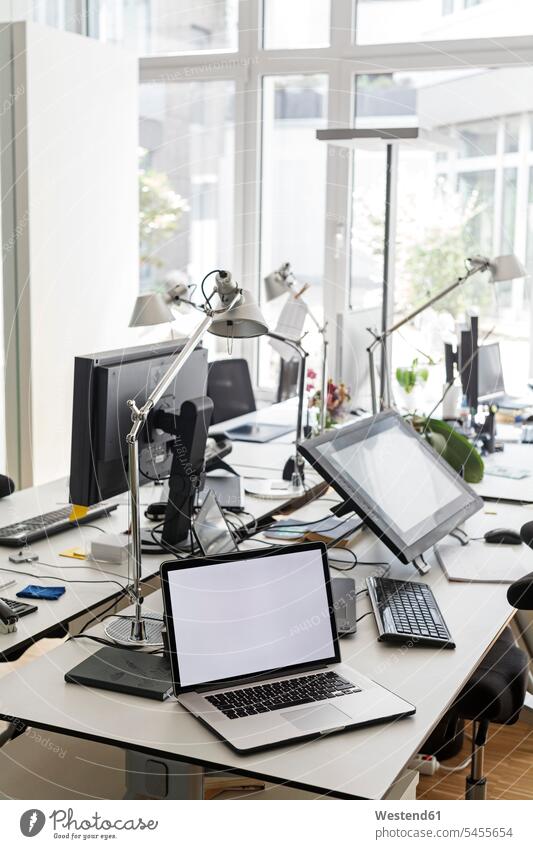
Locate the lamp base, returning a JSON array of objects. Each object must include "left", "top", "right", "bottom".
[
  {"left": 244, "top": 478, "right": 306, "bottom": 500},
  {"left": 282, "top": 455, "right": 305, "bottom": 483},
  {"left": 104, "top": 613, "right": 164, "bottom": 647}
]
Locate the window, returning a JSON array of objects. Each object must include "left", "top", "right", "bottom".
[
  {"left": 458, "top": 120, "right": 498, "bottom": 158},
  {"left": 31, "top": 0, "right": 83, "bottom": 31},
  {"left": 353, "top": 67, "right": 533, "bottom": 407},
  {"left": 263, "top": 0, "right": 331, "bottom": 49},
  {"left": 139, "top": 80, "right": 235, "bottom": 290},
  {"left": 259, "top": 74, "right": 328, "bottom": 390},
  {"left": 89, "top": 0, "right": 239, "bottom": 54},
  {"left": 65, "top": 3, "right": 533, "bottom": 402},
  {"left": 355, "top": 0, "right": 528, "bottom": 44}
]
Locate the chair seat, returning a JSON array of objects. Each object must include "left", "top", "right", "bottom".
[{"left": 454, "top": 627, "right": 528, "bottom": 726}]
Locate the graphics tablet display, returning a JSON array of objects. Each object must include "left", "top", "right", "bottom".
[{"left": 298, "top": 411, "right": 483, "bottom": 564}]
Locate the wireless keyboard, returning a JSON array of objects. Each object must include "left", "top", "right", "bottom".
[
  {"left": 366, "top": 576, "right": 455, "bottom": 648},
  {"left": 0, "top": 503, "right": 118, "bottom": 547}
]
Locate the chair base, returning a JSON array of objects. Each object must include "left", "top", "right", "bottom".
[{"left": 465, "top": 776, "right": 487, "bottom": 800}]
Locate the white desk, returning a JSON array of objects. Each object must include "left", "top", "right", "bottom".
[
  {"left": 474, "top": 442, "right": 533, "bottom": 503},
  {"left": 0, "top": 409, "right": 310, "bottom": 660},
  {"left": 0, "top": 469, "right": 528, "bottom": 798}
]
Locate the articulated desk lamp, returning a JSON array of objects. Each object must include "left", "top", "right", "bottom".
[
  {"left": 108, "top": 270, "right": 267, "bottom": 646},
  {"left": 367, "top": 254, "right": 526, "bottom": 414},
  {"left": 264, "top": 263, "right": 328, "bottom": 433}
]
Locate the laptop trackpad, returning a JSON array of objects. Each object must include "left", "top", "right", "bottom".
[{"left": 282, "top": 704, "right": 350, "bottom": 731}]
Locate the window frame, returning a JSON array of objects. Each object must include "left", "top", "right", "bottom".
[{"left": 132, "top": 1, "right": 533, "bottom": 381}]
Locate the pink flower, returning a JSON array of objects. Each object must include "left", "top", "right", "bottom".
[
  {"left": 306, "top": 383, "right": 314, "bottom": 392},
  {"left": 307, "top": 368, "right": 317, "bottom": 380}
]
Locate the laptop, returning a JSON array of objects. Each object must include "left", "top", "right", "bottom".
[{"left": 161, "top": 542, "right": 415, "bottom": 752}]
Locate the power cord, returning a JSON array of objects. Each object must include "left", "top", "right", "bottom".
[{"left": 0, "top": 565, "right": 129, "bottom": 595}]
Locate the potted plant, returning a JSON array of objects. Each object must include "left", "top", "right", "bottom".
[{"left": 307, "top": 370, "right": 351, "bottom": 430}]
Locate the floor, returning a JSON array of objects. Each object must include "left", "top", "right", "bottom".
[
  {"left": 418, "top": 718, "right": 533, "bottom": 800},
  {"left": 1, "top": 717, "right": 531, "bottom": 800}
]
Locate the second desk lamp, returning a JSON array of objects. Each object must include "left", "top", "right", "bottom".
[
  {"left": 264, "top": 262, "right": 328, "bottom": 433},
  {"left": 367, "top": 254, "right": 527, "bottom": 414}
]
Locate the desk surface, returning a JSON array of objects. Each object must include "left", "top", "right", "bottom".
[
  {"left": 0, "top": 491, "right": 527, "bottom": 799},
  {"left": 0, "top": 401, "right": 309, "bottom": 659},
  {"left": 474, "top": 442, "right": 533, "bottom": 502},
  {"left": 0, "top": 402, "right": 530, "bottom": 799}
]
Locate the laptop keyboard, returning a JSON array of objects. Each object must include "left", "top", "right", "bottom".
[{"left": 206, "top": 671, "right": 360, "bottom": 719}]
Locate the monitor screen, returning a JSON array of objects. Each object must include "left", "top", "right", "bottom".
[
  {"left": 478, "top": 342, "right": 505, "bottom": 400},
  {"left": 193, "top": 491, "right": 238, "bottom": 557},
  {"left": 163, "top": 544, "right": 338, "bottom": 690},
  {"left": 299, "top": 412, "right": 483, "bottom": 564}
]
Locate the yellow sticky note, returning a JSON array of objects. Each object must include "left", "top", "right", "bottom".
[
  {"left": 69, "top": 504, "right": 89, "bottom": 522},
  {"left": 60, "top": 548, "right": 87, "bottom": 560}
]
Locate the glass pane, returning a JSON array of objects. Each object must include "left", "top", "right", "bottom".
[
  {"left": 457, "top": 120, "right": 498, "bottom": 158},
  {"left": 527, "top": 169, "right": 533, "bottom": 276},
  {"left": 457, "top": 170, "right": 495, "bottom": 256},
  {"left": 90, "top": 0, "right": 239, "bottom": 54},
  {"left": 139, "top": 80, "right": 235, "bottom": 291},
  {"left": 504, "top": 115, "right": 521, "bottom": 154},
  {"left": 351, "top": 69, "right": 531, "bottom": 411},
  {"left": 259, "top": 74, "right": 328, "bottom": 391},
  {"left": 31, "top": 0, "right": 82, "bottom": 31},
  {"left": 355, "top": 0, "right": 532, "bottom": 44},
  {"left": 263, "top": 0, "right": 330, "bottom": 49},
  {"left": 350, "top": 148, "right": 387, "bottom": 311}
]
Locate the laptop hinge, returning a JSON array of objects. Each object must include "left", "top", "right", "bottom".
[{"left": 191, "top": 662, "right": 330, "bottom": 694}]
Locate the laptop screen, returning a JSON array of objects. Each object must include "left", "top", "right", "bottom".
[{"left": 162, "top": 544, "right": 339, "bottom": 691}]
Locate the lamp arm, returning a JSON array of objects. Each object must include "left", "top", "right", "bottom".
[
  {"left": 376, "top": 265, "right": 479, "bottom": 344},
  {"left": 366, "top": 260, "right": 485, "bottom": 415},
  {"left": 124, "top": 289, "right": 241, "bottom": 641}
]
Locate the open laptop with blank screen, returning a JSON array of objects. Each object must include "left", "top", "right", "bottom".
[{"left": 161, "top": 542, "right": 414, "bottom": 752}]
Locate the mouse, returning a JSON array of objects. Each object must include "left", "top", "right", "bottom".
[{"left": 484, "top": 528, "right": 523, "bottom": 546}]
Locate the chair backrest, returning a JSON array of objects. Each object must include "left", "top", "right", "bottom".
[
  {"left": 207, "top": 359, "right": 256, "bottom": 425},
  {"left": 276, "top": 358, "right": 300, "bottom": 403}
]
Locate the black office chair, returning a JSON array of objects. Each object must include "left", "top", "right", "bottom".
[
  {"left": 425, "top": 571, "right": 530, "bottom": 800},
  {"left": 207, "top": 359, "right": 256, "bottom": 425},
  {"left": 276, "top": 358, "right": 299, "bottom": 403}
]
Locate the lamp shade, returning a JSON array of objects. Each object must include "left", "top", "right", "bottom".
[
  {"left": 264, "top": 264, "right": 291, "bottom": 301},
  {"left": 489, "top": 254, "right": 527, "bottom": 283},
  {"left": 208, "top": 289, "right": 268, "bottom": 338},
  {"left": 129, "top": 293, "right": 174, "bottom": 327}
]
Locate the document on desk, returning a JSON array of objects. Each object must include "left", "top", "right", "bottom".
[{"left": 435, "top": 539, "right": 532, "bottom": 584}]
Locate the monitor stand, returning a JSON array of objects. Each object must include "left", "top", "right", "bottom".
[
  {"left": 412, "top": 554, "right": 431, "bottom": 575},
  {"left": 140, "top": 528, "right": 194, "bottom": 556}
]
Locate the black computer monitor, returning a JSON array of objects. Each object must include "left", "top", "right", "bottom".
[
  {"left": 69, "top": 339, "right": 208, "bottom": 507},
  {"left": 477, "top": 342, "right": 505, "bottom": 402}
]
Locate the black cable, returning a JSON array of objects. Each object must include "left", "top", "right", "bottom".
[
  {"left": 201, "top": 268, "right": 221, "bottom": 305},
  {"left": 355, "top": 611, "right": 373, "bottom": 624},
  {"left": 78, "top": 593, "right": 125, "bottom": 635},
  {"left": 0, "top": 566, "right": 127, "bottom": 594},
  {"left": 149, "top": 520, "right": 194, "bottom": 559},
  {"left": 68, "top": 633, "right": 163, "bottom": 655},
  {"left": 81, "top": 524, "right": 107, "bottom": 533}
]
